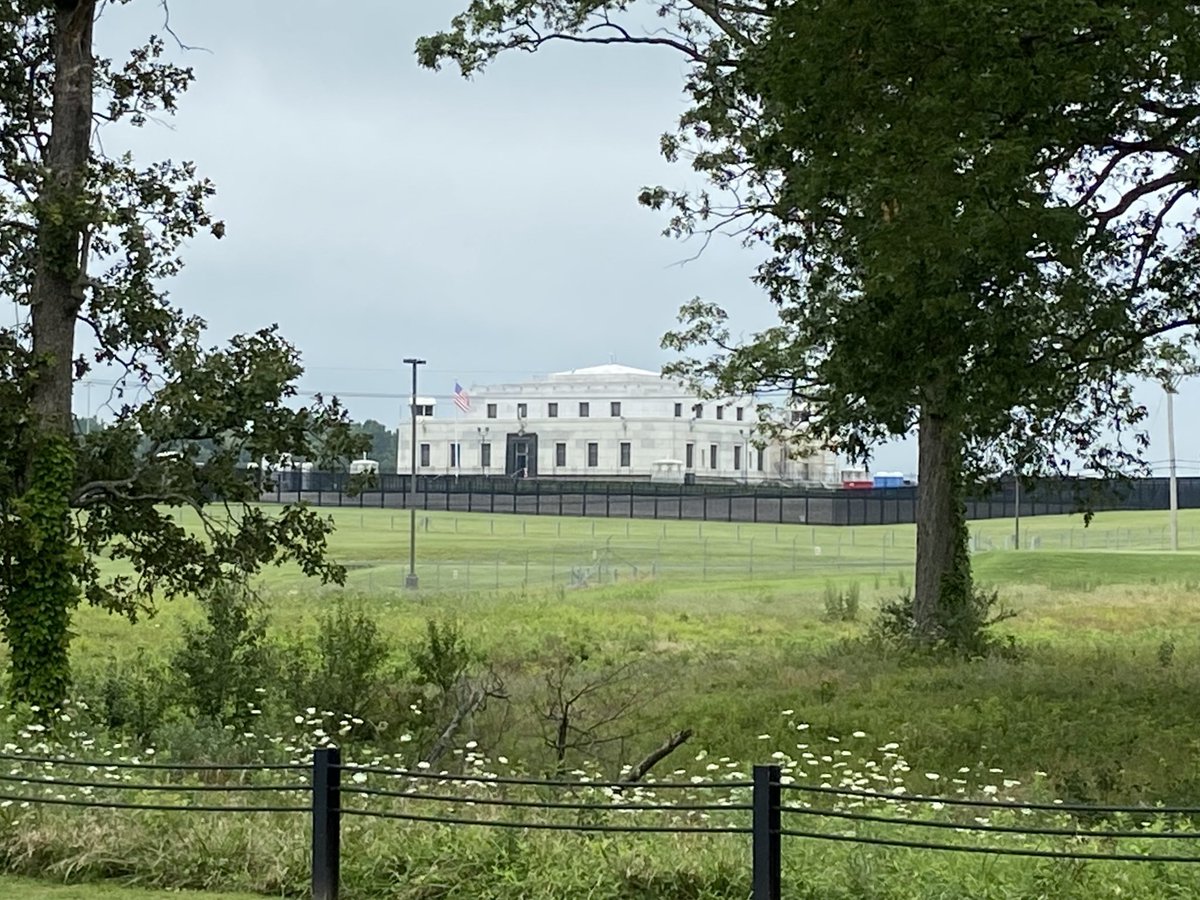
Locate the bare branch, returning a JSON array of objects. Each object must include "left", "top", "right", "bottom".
[
  {"left": 622, "top": 729, "right": 693, "bottom": 784},
  {"left": 549, "top": 27, "right": 711, "bottom": 63},
  {"left": 158, "top": 0, "right": 211, "bottom": 54},
  {"left": 690, "top": 0, "right": 752, "bottom": 46}
]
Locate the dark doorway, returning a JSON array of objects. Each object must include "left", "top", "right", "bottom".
[{"left": 506, "top": 432, "right": 538, "bottom": 476}]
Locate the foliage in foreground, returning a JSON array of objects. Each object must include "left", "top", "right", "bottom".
[
  {"left": 0, "top": 0, "right": 369, "bottom": 713},
  {"left": 0, "top": 708, "right": 1199, "bottom": 899}
]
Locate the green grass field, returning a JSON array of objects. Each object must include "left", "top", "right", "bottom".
[
  {"left": 75, "top": 505, "right": 1200, "bottom": 648},
  {"left": 8, "top": 506, "right": 1200, "bottom": 899},
  {"left": 66, "top": 506, "right": 1200, "bottom": 788}
]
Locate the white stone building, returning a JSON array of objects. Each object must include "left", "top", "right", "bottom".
[{"left": 397, "top": 364, "right": 836, "bottom": 484}]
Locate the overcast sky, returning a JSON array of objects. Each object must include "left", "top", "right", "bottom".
[{"left": 80, "top": 0, "right": 1197, "bottom": 478}]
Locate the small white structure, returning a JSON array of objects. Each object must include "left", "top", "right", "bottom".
[
  {"left": 397, "top": 363, "right": 836, "bottom": 483},
  {"left": 349, "top": 457, "right": 380, "bottom": 476},
  {"left": 650, "top": 459, "right": 685, "bottom": 484}
]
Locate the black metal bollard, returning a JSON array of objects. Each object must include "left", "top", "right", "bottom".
[
  {"left": 752, "top": 764, "right": 782, "bottom": 900},
  {"left": 312, "top": 747, "right": 342, "bottom": 900}
]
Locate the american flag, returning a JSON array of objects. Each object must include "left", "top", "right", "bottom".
[{"left": 453, "top": 382, "right": 471, "bottom": 413}]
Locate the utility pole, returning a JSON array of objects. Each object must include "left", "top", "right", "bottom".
[
  {"left": 403, "top": 357, "right": 426, "bottom": 589},
  {"left": 1167, "top": 378, "right": 1180, "bottom": 552}
]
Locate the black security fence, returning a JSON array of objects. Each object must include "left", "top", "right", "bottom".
[
  {"left": 260, "top": 472, "right": 1200, "bottom": 527},
  {"left": 4, "top": 749, "right": 1200, "bottom": 900}
]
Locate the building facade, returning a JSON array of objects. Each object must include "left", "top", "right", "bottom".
[{"left": 396, "top": 364, "right": 836, "bottom": 485}]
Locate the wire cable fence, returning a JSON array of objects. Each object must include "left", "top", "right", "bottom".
[
  {"left": 0, "top": 751, "right": 311, "bottom": 815},
  {"left": 2, "top": 751, "right": 1200, "bottom": 900}
]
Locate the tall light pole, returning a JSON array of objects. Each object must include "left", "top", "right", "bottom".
[
  {"left": 1167, "top": 376, "right": 1180, "bottom": 552},
  {"left": 403, "top": 357, "right": 426, "bottom": 589},
  {"left": 1013, "top": 472, "right": 1020, "bottom": 551}
]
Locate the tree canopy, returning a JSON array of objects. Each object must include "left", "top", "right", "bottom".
[
  {"left": 0, "top": 0, "right": 365, "bottom": 707},
  {"left": 422, "top": 0, "right": 1200, "bottom": 644}
]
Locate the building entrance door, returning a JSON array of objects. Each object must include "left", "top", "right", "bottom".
[{"left": 505, "top": 433, "right": 538, "bottom": 476}]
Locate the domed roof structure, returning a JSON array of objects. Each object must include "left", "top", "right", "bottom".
[{"left": 548, "top": 363, "right": 662, "bottom": 380}]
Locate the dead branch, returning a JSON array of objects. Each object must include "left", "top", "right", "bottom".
[
  {"left": 623, "top": 728, "right": 693, "bottom": 784},
  {"left": 426, "top": 684, "right": 486, "bottom": 766}
]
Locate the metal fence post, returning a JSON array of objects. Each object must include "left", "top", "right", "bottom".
[
  {"left": 312, "top": 746, "right": 341, "bottom": 900},
  {"left": 753, "top": 764, "right": 782, "bottom": 900}
]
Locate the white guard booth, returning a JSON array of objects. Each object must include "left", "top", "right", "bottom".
[{"left": 650, "top": 458, "right": 686, "bottom": 484}]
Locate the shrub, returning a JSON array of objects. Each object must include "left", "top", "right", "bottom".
[
  {"left": 77, "top": 648, "right": 176, "bottom": 744},
  {"left": 282, "top": 598, "right": 394, "bottom": 723},
  {"left": 872, "top": 586, "right": 1019, "bottom": 659},
  {"left": 409, "top": 618, "right": 477, "bottom": 694},
  {"left": 172, "top": 580, "right": 274, "bottom": 726}
]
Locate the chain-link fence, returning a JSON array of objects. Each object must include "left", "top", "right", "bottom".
[{"left": 300, "top": 511, "right": 1200, "bottom": 594}]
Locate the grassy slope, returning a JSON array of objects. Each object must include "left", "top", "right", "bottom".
[{"left": 60, "top": 507, "right": 1200, "bottom": 806}]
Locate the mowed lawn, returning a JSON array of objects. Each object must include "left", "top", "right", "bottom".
[
  {"left": 0, "top": 876, "right": 264, "bottom": 899},
  {"left": 71, "top": 504, "right": 1200, "bottom": 657}
]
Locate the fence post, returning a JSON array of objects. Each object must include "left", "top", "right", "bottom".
[
  {"left": 752, "top": 764, "right": 782, "bottom": 900},
  {"left": 312, "top": 746, "right": 341, "bottom": 900}
]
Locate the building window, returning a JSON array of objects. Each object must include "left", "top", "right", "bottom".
[
  {"left": 736, "top": 406, "right": 745, "bottom": 422},
  {"left": 419, "top": 443, "right": 430, "bottom": 467},
  {"left": 716, "top": 406, "right": 725, "bottom": 421},
  {"left": 692, "top": 403, "right": 703, "bottom": 419},
  {"left": 733, "top": 445, "right": 742, "bottom": 470},
  {"left": 674, "top": 402, "right": 682, "bottom": 418},
  {"left": 517, "top": 402, "right": 527, "bottom": 418},
  {"left": 709, "top": 444, "right": 718, "bottom": 470},
  {"left": 756, "top": 447, "right": 764, "bottom": 471},
  {"left": 486, "top": 403, "right": 497, "bottom": 419},
  {"left": 579, "top": 402, "right": 590, "bottom": 417},
  {"left": 685, "top": 443, "right": 694, "bottom": 469},
  {"left": 412, "top": 403, "right": 434, "bottom": 417},
  {"left": 587, "top": 442, "right": 598, "bottom": 467},
  {"left": 481, "top": 443, "right": 492, "bottom": 468},
  {"left": 619, "top": 442, "right": 631, "bottom": 467},
  {"left": 548, "top": 402, "right": 558, "bottom": 418},
  {"left": 611, "top": 401, "right": 622, "bottom": 417},
  {"left": 555, "top": 442, "right": 566, "bottom": 467},
  {"left": 449, "top": 442, "right": 462, "bottom": 467}
]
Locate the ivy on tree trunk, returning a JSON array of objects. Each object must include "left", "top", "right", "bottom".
[{"left": 914, "top": 407, "right": 971, "bottom": 642}]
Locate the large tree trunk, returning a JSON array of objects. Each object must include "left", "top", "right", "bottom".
[
  {"left": 28, "top": 0, "right": 94, "bottom": 435},
  {"left": 7, "top": 0, "right": 95, "bottom": 708},
  {"left": 913, "top": 405, "right": 972, "bottom": 642}
]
